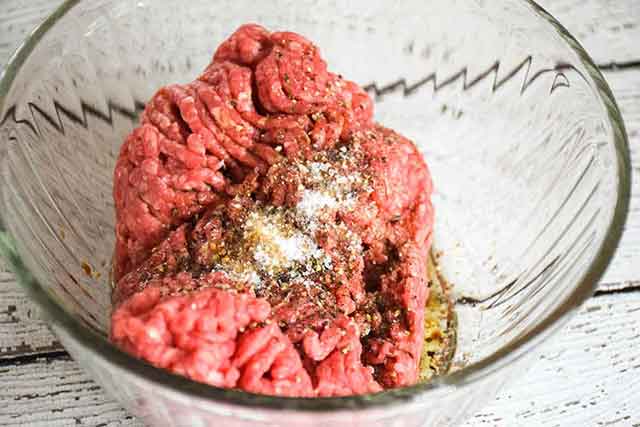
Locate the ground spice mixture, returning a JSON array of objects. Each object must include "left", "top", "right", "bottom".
[{"left": 111, "top": 24, "right": 437, "bottom": 397}]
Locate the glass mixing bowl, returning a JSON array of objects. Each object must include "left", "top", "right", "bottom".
[{"left": 0, "top": 0, "right": 630, "bottom": 426}]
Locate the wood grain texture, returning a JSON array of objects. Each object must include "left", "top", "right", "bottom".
[
  {"left": 0, "top": 356, "right": 138, "bottom": 426},
  {"left": 0, "top": 294, "right": 638, "bottom": 426},
  {"left": 1, "top": 0, "right": 638, "bottom": 67},
  {"left": 541, "top": 0, "right": 640, "bottom": 66},
  {"left": 0, "top": 0, "right": 58, "bottom": 69},
  {"left": 598, "top": 69, "right": 640, "bottom": 285},
  {"left": 1, "top": 0, "right": 640, "bottom": 359},
  {"left": 468, "top": 293, "right": 640, "bottom": 427},
  {"left": 2, "top": 68, "right": 637, "bottom": 358},
  {"left": 0, "top": 267, "right": 60, "bottom": 358},
  {"left": 0, "top": 1, "right": 639, "bottom": 426}
]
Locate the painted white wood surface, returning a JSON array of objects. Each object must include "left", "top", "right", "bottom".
[
  {"left": 1, "top": 293, "right": 638, "bottom": 427},
  {"left": 1, "top": 1, "right": 639, "bottom": 426}
]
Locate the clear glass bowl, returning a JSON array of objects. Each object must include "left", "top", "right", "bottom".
[{"left": 0, "top": 1, "right": 630, "bottom": 426}]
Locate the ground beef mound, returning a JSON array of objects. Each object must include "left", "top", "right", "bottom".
[{"left": 111, "top": 24, "right": 433, "bottom": 397}]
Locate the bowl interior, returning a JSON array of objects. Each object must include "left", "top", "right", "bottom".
[{"left": 0, "top": 0, "right": 625, "bottom": 395}]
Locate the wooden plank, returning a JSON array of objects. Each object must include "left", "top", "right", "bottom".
[
  {"left": 0, "top": 266, "right": 61, "bottom": 358},
  {"left": 2, "top": 69, "right": 637, "bottom": 359},
  {"left": 0, "top": 356, "right": 139, "bottom": 426},
  {"left": 0, "top": 293, "right": 637, "bottom": 426},
  {"left": 539, "top": 0, "right": 640, "bottom": 66},
  {"left": 0, "top": 2, "right": 639, "bottom": 426},
  {"left": 0, "top": 0, "right": 59, "bottom": 69},
  {"left": 466, "top": 292, "right": 640, "bottom": 426},
  {"left": 0, "top": 0, "right": 639, "bottom": 69},
  {"left": 0, "top": 0, "right": 639, "bottom": 356},
  {"left": 600, "top": 69, "right": 640, "bottom": 285}
]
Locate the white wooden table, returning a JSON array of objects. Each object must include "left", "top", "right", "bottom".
[{"left": 1, "top": 1, "right": 639, "bottom": 426}]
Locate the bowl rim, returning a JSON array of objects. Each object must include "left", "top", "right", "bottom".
[{"left": 0, "top": 0, "right": 631, "bottom": 414}]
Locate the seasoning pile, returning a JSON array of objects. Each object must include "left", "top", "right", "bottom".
[{"left": 111, "top": 24, "right": 434, "bottom": 397}]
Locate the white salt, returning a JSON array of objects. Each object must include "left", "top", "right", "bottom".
[
  {"left": 246, "top": 209, "right": 328, "bottom": 275},
  {"left": 276, "top": 233, "right": 317, "bottom": 263},
  {"left": 297, "top": 189, "right": 338, "bottom": 219}
]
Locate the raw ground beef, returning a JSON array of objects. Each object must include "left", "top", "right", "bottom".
[
  {"left": 113, "top": 24, "right": 372, "bottom": 280},
  {"left": 111, "top": 24, "right": 433, "bottom": 397}
]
